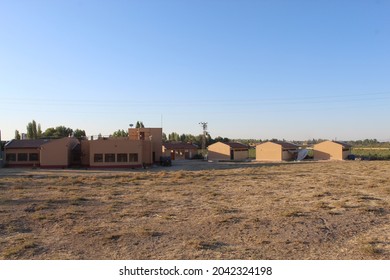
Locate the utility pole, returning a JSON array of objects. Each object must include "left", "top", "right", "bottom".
[{"left": 199, "top": 122, "right": 208, "bottom": 157}]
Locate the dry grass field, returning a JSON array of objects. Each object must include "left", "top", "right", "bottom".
[{"left": 0, "top": 160, "right": 389, "bottom": 260}]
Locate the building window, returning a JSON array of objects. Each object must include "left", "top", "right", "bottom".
[
  {"left": 29, "top": 153, "right": 39, "bottom": 161},
  {"left": 18, "top": 153, "right": 28, "bottom": 161},
  {"left": 117, "top": 153, "right": 128, "bottom": 162},
  {"left": 6, "top": 153, "right": 16, "bottom": 161},
  {"left": 129, "top": 153, "right": 138, "bottom": 162},
  {"left": 94, "top": 154, "right": 103, "bottom": 162},
  {"left": 105, "top": 153, "right": 115, "bottom": 162}
]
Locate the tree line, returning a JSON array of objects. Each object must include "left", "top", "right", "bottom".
[
  {"left": 14, "top": 120, "right": 147, "bottom": 140},
  {"left": 110, "top": 121, "right": 145, "bottom": 137},
  {"left": 14, "top": 120, "right": 86, "bottom": 140},
  {"left": 162, "top": 132, "right": 231, "bottom": 148}
]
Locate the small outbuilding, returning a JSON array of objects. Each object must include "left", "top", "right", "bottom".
[
  {"left": 4, "top": 138, "right": 80, "bottom": 168},
  {"left": 256, "top": 141, "right": 300, "bottom": 161},
  {"left": 313, "top": 140, "right": 352, "bottom": 160},
  {"left": 207, "top": 141, "right": 249, "bottom": 161},
  {"left": 4, "top": 139, "right": 50, "bottom": 167},
  {"left": 162, "top": 142, "right": 198, "bottom": 160}
]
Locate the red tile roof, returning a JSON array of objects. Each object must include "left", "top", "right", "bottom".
[
  {"left": 5, "top": 139, "right": 51, "bottom": 149},
  {"left": 225, "top": 142, "right": 249, "bottom": 149},
  {"left": 332, "top": 141, "right": 352, "bottom": 148},
  {"left": 163, "top": 142, "right": 198, "bottom": 150},
  {"left": 271, "top": 141, "right": 300, "bottom": 149}
]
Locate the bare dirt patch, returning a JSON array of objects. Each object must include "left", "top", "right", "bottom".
[{"left": 0, "top": 160, "right": 389, "bottom": 259}]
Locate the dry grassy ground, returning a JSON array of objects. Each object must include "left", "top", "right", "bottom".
[{"left": 0, "top": 161, "right": 389, "bottom": 260}]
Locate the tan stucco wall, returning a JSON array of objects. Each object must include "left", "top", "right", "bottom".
[
  {"left": 80, "top": 140, "right": 90, "bottom": 166},
  {"left": 40, "top": 137, "right": 79, "bottom": 167},
  {"left": 282, "top": 150, "right": 296, "bottom": 161},
  {"left": 208, "top": 142, "right": 248, "bottom": 161},
  {"left": 142, "top": 141, "right": 152, "bottom": 164},
  {"left": 207, "top": 142, "right": 231, "bottom": 161},
  {"left": 256, "top": 142, "right": 282, "bottom": 161},
  {"left": 162, "top": 147, "right": 198, "bottom": 160},
  {"left": 4, "top": 148, "right": 40, "bottom": 165},
  {"left": 128, "top": 128, "right": 162, "bottom": 162},
  {"left": 233, "top": 150, "right": 249, "bottom": 160},
  {"left": 313, "top": 141, "right": 349, "bottom": 160},
  {"left": 89, "top": 138, "right": 143, "bottom": 167}
]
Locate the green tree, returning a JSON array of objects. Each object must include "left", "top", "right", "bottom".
[
  {"left": 112, "top": 129, "right": 128, "bottom": 137},
  {"left": 73, "top": 129, "right": 86, "bottom": 139},
  {"left": 168, "top": 132, "right": 180, "bottom": 141},
  {"left": 26, "top": 120, "right": 40, "bottom": 139},
  {"left": 43, "top": 127, "right": 56, "bottom": 137},
  {"left": 15, "top": 130, "right": 21, "bottom": 140},
  {"left": 214, "top": 136, "right": 230, "bottom": 143},
  {"left": 43, "top": 126, "right": 73, "bottom": 138},
  {"left": 37, "top": 124, "right": 42, "bottom": 138},
  {"left": 135, "top": 121, "right": 145, "bottom": 128}
]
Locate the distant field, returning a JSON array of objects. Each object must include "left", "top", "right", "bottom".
[
  {"left": 0, "top": 160, "right": 389, "bottom": 260},
  {"left": 352, "top": 148, "right": 390, "bottom": 160}
]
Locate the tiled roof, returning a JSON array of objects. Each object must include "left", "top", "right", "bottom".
[
  {"left": 271, "top": 141, "right": 300, "bottom": 149},
  {"left": 225, "top": 142, "right": 249, "bottom": 149},
  {"left": 163, "top": 142, "right": 198, "bottom": 150},
  {"left": 5, "top": 139, "right": 51, "bottom": 149},
  {"left": 332, "top": 141, "right": 352, "bottom": 148}
]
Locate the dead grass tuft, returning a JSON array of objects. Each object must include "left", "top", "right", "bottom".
[
  {"left": 2, "top": 239, "right": 39, "bottom": 259},
  {"left": 197, "top": 241, "right": 228, "bottom": 251},
  {"left": 283, "top": 210, "right": 309, "bottom": 217}
]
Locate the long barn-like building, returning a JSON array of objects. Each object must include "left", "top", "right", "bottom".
[{"left": 4, "top": 127, "right": 162, "bottom": 168}]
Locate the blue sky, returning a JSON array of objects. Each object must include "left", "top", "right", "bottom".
[{"left": 1, "top": 0, "right": 389, "bottom": 141}]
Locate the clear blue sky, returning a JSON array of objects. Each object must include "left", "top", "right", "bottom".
[{"left": 1, "top": 0, "right": 389, "bottom": 141}]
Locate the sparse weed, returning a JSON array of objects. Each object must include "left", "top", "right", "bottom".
[{"left": 2, "top": 240, "right": 38, "bottom": 259}]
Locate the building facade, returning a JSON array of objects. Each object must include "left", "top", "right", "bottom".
[
  {"left": 162, "top": 142, "right": 198, "bottom": 160},
  {"left": 4, "top": 127, "right": 163, "bottom": 168},
  {"left": 256, "top": 141, "right": 300, "bottom": 161},
  {"left": 40, "top": 137, "right": 79, "bottom": 168},
  {"left": 207, "top": 142, "right": 249, "bottom": 161},
  {"left": 4, "top": 138, "right": 79, "bottom": 168},
  {"left": 313, "top": 140, "right": 352, "bottom": 160},
  {"left": 4, "top": 139, "right": 49, "bottom": 167}
]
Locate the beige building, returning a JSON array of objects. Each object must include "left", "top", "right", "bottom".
[
  {"left": 40, "top": 137, "right": 79, "bottom": 168},
  {"left": 256, "top": 141, "right": 300, "bottom": 161},
  {"left": 88, "top": 138, "right": 144, "bottom": 168},
  {"left": 207, "top": 142, "right": 249, "bottom": 161},
  {"left": 4, "top": 139, "right": 47, "bottom": 167},
  {"left": 4, "top": 127, "right": 163, "bottom": 168},
  {"left": 86, "top": 127, "right": 162, "bottom": 168},
  {"left": 128, "top": 127, "right": 162, "bottom": 163},
  {"left": 4, "top": 138, "right": 79, "bottom": 168},
  {"left": 162, "top": 142, "right": 198, "bottom": 160},
  {"left": 313, "top": 140, "right": 352, "bottom": 160}
]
